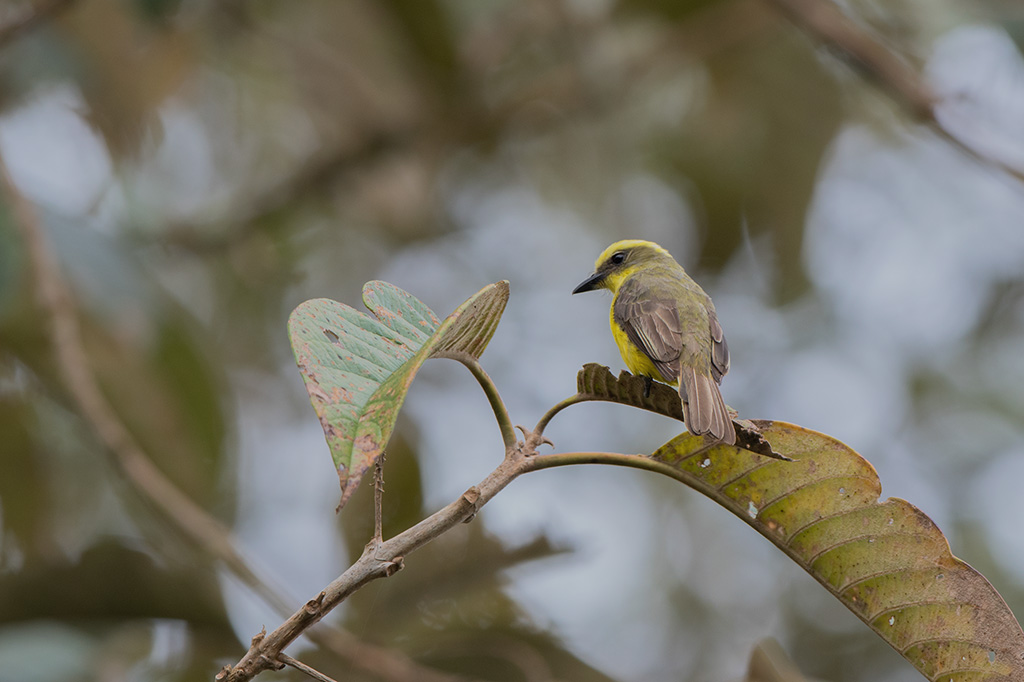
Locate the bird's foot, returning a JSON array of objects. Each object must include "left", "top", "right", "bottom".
[{"left": 642, "top": 375, "right": 653, "bottom": 398}]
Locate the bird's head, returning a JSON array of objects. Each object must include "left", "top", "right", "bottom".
[{"left": 572, "top": 239, "right": 674, "bottom": 295}]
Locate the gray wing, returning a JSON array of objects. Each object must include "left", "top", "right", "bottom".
[
  {"left": 613, "top": 277, "right": 682, "bottom": 383},
  {"left": 708, "top": 310, "right": 729, "bottom": 384}
]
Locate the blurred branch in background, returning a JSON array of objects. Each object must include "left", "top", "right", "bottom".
[
  {"left": 0, "top": 0, "right": 76, "bottom": 50},
  {"left": 763, "top": 0, "right": 1024, "bottom": 183},
  {"left": 0, "top": 152, "right": 477, "bottom": 682},
  {"left": 2, "top": 0, "right": 1024, "bottom": 679},
  {"left": 279, "top": 653, "right": 341, "bottom": 682}
]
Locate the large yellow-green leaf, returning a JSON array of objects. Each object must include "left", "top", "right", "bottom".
[
  {"left": 289, "top": 280, "right": 509, "bottom": 509},
  {"left": 652, "top": 422, "right": 1024, "bottom": 681}
]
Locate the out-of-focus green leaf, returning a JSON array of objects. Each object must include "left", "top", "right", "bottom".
[
  {"left": 133, "top": 0, "right": 183, "bottom": 23},
  {"left": 289, "top": 280, "right": 509, "bottom": 509},
  {"left": 0, "top": 211, "right": 22, "bottom": 317},
  {"left": 658, "top": 30, "right": 843, "bottom": 301},
  {"left": 83, "top": 314, "right": 227, "bottom": 504},
  {"left": 379, "top": 0, "right": 460, "bottom": 100},
  {"left": 59, "top": 0, "right": 193, "bottom": 157},
  {"left": 652, "top": 422, "right": 1024, "bottom": 682},
  {"left": 0, "top": 399, "right": 51, "bottom": 558},
  {"left": 0, "top": 217, "right": 227, "bottom": 508},
  {"left": 0, "top": 540, "right": 229, "bottom": 626},
  {"left": 342, "top": 519, "right": 596, "bottom": 682}
]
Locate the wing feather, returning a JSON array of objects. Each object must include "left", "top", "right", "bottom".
[
  {"left": 709, "top": 310, "right": 729, "bottom": 384},
  {"left": 613, "top": 277, "right": 682, "bottom": 382}
]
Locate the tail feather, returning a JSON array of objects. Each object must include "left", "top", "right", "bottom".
[{"left": 680, "top": 366, "right": 736, "bottom": 445}]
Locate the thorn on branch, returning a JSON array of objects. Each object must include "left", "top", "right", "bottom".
[
  {"left": 515, "top": 425, "right": 555, "bottom": 456},
  {"left": 303, "top": 592, "right": 326, "bottom": 616},
  {"left": 251, "top": 627, "right": 266, "bottom": 647},
  {"left": 382, "top": 556, "right": 404, "bottom": 577}
]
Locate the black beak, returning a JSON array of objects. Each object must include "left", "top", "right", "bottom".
[{"left": 572, "top": 271, "right": 605, "bottom": 294}]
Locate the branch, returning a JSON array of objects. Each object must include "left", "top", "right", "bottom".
[
  {"left": 219, "top": 405, "right": 806, "bottom": 682},
  {"left": 761, "top": 0, "right": 1024, "bottom": 184},
  {"left": 0, "top": 156, "right": 475, "bottom": 682},
  {"left": 221, "top": 453, "right": 530, "bottom": 681},
  {"left": 0, "top": 0, "right": 76, "bottom": 50},
  {"left": 278, "top": 654, "right": 339, "bottom": 682},
  {"left": 219, "top": 443, "right": 683, "bottom": 682}
]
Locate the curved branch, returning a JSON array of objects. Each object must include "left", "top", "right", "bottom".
[
  {"left": 459, "top": 356, "right": 518, "bottom": 452},
  {"left": 532, "top": 393, "right": 587, "bottom": 437},
  {"left": 761, "top": 0, "right": 1024, "bottom": 184}
]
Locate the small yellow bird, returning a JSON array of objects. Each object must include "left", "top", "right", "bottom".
[{"left": 573, "top": 239, "right": 735, "bottom": 444}]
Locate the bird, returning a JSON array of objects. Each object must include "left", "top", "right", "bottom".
[{"left": 572, "top": 239, "right": 736, "bottom": 445}]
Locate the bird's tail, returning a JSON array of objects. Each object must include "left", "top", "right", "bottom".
[{"left": 680, "top": 366, "right": 736, "bottom": 445}]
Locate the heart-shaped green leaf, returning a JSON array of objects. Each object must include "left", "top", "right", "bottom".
[
  {"left": 289, "top": 280, "right": 509, "bottom": 509},
  {"left": 653, "top": 422, "right": 1024, "bottom": 681}
]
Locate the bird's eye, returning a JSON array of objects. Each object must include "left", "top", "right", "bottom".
[{"left": 610, "top": 251, "right": 626, "bottom": 265}]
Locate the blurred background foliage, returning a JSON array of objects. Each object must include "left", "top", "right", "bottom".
[{"left": 1, "top": 0, "right": 1024, "bottom": 680}]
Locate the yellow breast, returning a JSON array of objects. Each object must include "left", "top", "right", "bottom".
[{"left": 608, "top": 304, "right": 677, "bottom": 386}]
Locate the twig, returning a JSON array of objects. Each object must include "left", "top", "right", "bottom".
[
  {"left": 761, "top": 0, "right": 1024, "bottom": 184},
  {"left": 0, "top": 155, "right": 475, "bottom": 682},
  {"left": 373, "top": 452, "right": 386, "bottom": 545},
  {"left": 278, "top": 654, "right": 340, "bottom": 682},
  {"left": 0, "top": 0, "right": 76, "bottom": 50}
]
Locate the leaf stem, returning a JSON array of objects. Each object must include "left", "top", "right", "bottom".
[
  {"left": 460, "top": 357, "right": 518, "bottom": 451},
  {"left": 532, "top": 393, "right": 588, "bottom": 436}
]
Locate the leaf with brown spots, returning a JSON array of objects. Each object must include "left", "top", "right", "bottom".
[
  {"left": 651, "top": 422, "right": 1024, "bottom": 681},
  {"left": 289, "top": 280, "right": 509, "bottom": 509}
]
